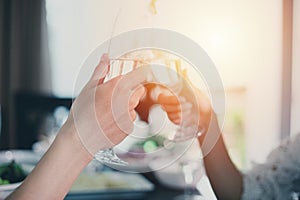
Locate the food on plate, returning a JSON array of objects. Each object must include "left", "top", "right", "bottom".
[{"left": 0, "top": 160, "right": 26, "bottom": 185}]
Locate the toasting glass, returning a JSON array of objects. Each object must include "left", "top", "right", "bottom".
[
  {"left": 94, "top": 51, "right": 200, "bottom": 166},
  {"left": 94, "top": 57, "right": 151, "bottom": 165}
]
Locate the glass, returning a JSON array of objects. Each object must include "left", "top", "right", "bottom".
[
  {"left": 173, "top": 160, "right": 206, "bottom": 200},
  {"left": 94, "top": 50, "right": 202, "bottom": 166},
  {"left": 93, "top": 58, "right": 137, "bottom": 166},
  {"left": 142, "top": 54, "right": 200, "bottom": 142},
  {"left": 94, "top": 148, "right": 127, "bottom": 166},
  {"left": 95, "top": 59, "right": 143, "bottom": 165}
]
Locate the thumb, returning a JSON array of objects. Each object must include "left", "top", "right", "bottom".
[{"left": 90, "top": 54, "right": 110, "bottom": 85}]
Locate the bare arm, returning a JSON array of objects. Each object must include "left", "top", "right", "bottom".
[
  {"left": 7, "top": 122, "right": 92, "bottom": 199},
  {"left": 198, "top": 114, "right": 243, "bottom": 200},
  {"left": 7, "top": 54, "right": 147, "bottom": 199},
  {"left": 158, "top": 89, "right": 244, "bottom": 200}
]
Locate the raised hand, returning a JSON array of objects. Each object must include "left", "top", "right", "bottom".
[{"left": 69, "top": 54, "right": 147, "bottom": 156}]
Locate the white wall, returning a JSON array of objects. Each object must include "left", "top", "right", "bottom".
[
  {"left": 291, "top": 0, "right": 300, "bottom": 136},
  {"left": 46, "top": 0, "right": 283, "bottom": 166}
]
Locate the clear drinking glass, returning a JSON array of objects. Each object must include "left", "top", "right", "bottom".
[
  {"left": 94, "top": 148, "right": 127, "bottom": 165},
  {"left": 94, "top": 56, "right": 150, "bottom": 165},
  {"left": 173, "top": 160, "right": 206, "bottom": 200},
  {"left": 94, "top": 51, "right": 200, "bottom": 166},
  {"left": 150, "top": 58, "right": 200, "bottom": 142},
  {"left": 93, "top": 59, "right": 136, "bottom": 166}
]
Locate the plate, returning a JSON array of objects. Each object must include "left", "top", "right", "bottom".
[
  {"left": 0, "top": 182, "right": 22, "bottom": 191},
  {"left": 0, "top": 150, "right": 40, "bottom": 193},
  {"left": 65, "top": 171, "right": 154, "bottom": 200}
]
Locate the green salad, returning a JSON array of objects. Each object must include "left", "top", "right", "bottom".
[{"left": 0, "top": 160, "right": 27, "bottom": 185}]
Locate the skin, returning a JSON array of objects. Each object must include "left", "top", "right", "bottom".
[
  {"left": 7, "top": 54, "right": 146, "bottom": 200},
  {"left": 8, "top": 56, "right": 242, "bottom": 199},
  {"left": 7, "top": 122, "right": 92, "bottom": 199},
  {"left": 133, "top": 77, "right": 244, "bottom": 199},
  {"left": 157, "top": 89, "right": 243, "bottom": 200}
]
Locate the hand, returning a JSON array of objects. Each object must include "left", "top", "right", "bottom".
[
  {"left": 68, "top": 54, "right": 147, "bottom": 156},
  {"left": 157, "top": 82, "right": 212, "bottom": 135},
  {"left": 135, "top": 83, "right": 157, "bottom": 122},
  {"left": 7, "top": 55, "right": 149, "bottom": 200}
]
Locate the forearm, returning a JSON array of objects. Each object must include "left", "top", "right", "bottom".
[
  {"left": 8, "top": 121, "right": 93, "bottom": 200},
  {"left": 198, "top": 115, "right": 243, "bottom": 200}
]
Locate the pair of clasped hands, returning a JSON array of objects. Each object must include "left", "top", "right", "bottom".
[{"left": 71, "top": 54, "right": 213, "bottom": 156}]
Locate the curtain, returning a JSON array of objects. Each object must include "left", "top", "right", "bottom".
[{"left": 0, "top": 0, "right": 51, "bottom": 149}]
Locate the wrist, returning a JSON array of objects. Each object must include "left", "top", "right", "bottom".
[
  {"left": 58, "top": 119, "right": 94, "bottom": 163},
  {"left": 198, "top": 111, "right": 220, "bottom": 145},
  {"left": 10, "top": 119, "right": 94, "bottom": 199}
]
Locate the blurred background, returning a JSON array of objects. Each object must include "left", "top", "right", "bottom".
[{"left": 0, "top": 0, "right": 299, "bottom": 172}]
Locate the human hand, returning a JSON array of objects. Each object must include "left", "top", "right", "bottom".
[
  {"left": 6, "top": 55, "right": 149, "bottom": 200},
  {"left": 157, "top": 82, "right": 212, "bottom": 136},
  {"left": 68, "top": 54, "right": 147, "bottom": 156}
]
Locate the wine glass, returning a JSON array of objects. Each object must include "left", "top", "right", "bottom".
[
  {"left": 173, "top": 160, "right": 206, "bottom": 200},
  {"left": 149, "top": 56, "right": 205, "bottom": 199},
  {"left": 93, "top": 58, "right": 139, "bottom": 166},
  {"left": 93, "top": 56, "right": 167, "bottom": 166},
  {"left": 94, "top": 148, "right": 127, "bottom": 165},
  {"left": 94, "top": 57, "right": 152, "bottom": 166},
  {"left": 94, "top": 51, "right": 200, "bottom": 166},
  {"left": 150, "top": 58, "right": 200, "bottom": 142}
]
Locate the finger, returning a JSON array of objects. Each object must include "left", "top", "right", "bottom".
[
  {"left": 129, "top": 86, "right": 146, "bottom": 109},
  {"left": 161, "top": 104, "right": 181, "bottom": 113},
  {"left": 129, "top": 99, "right": 140, "bottom": 110},
  {"left": 90, "top": 54, "right": 110, "bottom": 85},
  {"left": 102, "top": 74, "right": 122, "bottom": 86},
  {"left": 129, "top": 110, "right": 137, "bottom": 121},
  {"left": 166, "top": 104, "right": 192, "bottom": 119},
  {"left": 171, "top": 118, "right": 181, "bottom": 125},
  {"left": 158, "top": 94, "right": 180, "bottom": 105},
  {"left": 119, "top": 66, "right": 152, "bottom": 90},
  {"left": 131, "top": 85, "right": 146, "bottom": 102},
  {"left": 167, "top": 112, "right": 181, "bottom": 123}
]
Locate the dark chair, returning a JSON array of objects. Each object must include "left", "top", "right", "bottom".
[{"left": 14, "top": 92, "right": 72, "bottom": 149}]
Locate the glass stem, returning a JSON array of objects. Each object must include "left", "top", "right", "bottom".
[{"left": 182, "top": 162, "right": 194, "bottom": 196}]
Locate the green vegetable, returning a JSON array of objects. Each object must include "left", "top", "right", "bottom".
[
  {"left": 0, "top": 160, "right": 26, "bottom": 185},
  {"left": 130, "top": 135, "right": 167, "bottom": 153},
  {"left": 0, "top": 177, "right": 10, "bottom": 185},
  {"left": 143, "top": 140, "right": 158, "bottom": 153}
]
